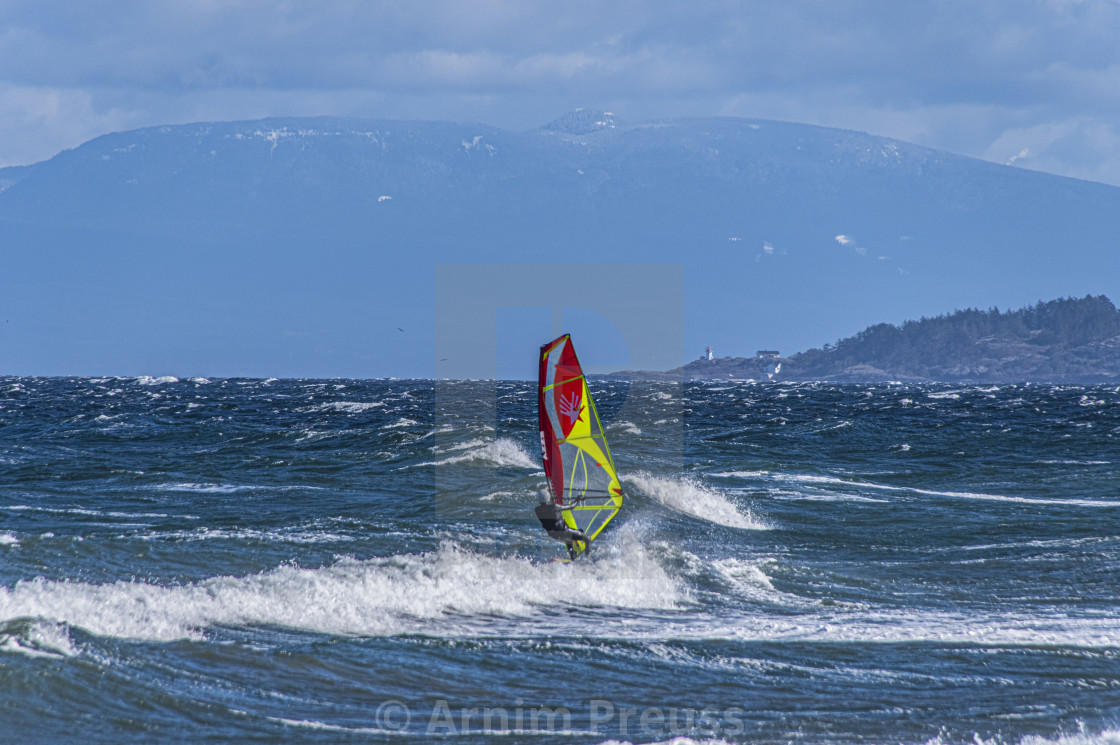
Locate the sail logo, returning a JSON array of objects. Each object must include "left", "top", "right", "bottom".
[{"left": 559, "top": 390, "right": 583, "bottom": 429}]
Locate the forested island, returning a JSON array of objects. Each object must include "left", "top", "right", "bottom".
[{"left": 621, "top": 295, "right": 1120, "bottom": 383}]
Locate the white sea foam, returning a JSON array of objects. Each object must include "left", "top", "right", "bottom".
[
  {"left": 783, "top": 473, "right": 900, "bottom": 490},
  {"left": 626, "top": 472, "right": 766, "bottom": 530},
  {"left": 294, "top": 429, "right": 335, "bottom": 444},
  {"left": 954, "top": 535, "right": 1114, "bottom": 554},
  {"left": 711, "top": 470, "right": 769, "bottom": 479},
  {"left": 382, "top": 418, "right": 419, "bottom": 429},
  {"left": 0, "top": 636, "right": 65, "bottom": 659},
  {"left": 6, "top": 504, "right": 190, "bottom": 519},
  {"left": 0, "top": 532, "right": 18, "bottom": 547},
  {"left": 909, "top": 487, "right": 1120, "bottom": 508},
  {"left": 1040, "top": 459, "right": 1111, "bottom": 466},
  {"left": 0, "top": 541, "right": 682, "bottom": 642},
  {"left": 786, "top": 492, "right": 890, "bottom": 504},
  {"left": 677, "top": 608, "right": 1120, "bottom": 647},
  {"left": 3, "top": 539, "right": 1118, "bottom": 651},
  {"left": 135, "top": 375, "right": 179, "bottom": 385},
  {"left": 0, "top": 620, "right": 76, "bottom": 658},
  {"left": 271, "top": 714, "right": 600, "bottom": 738},
  {"left": 132, "top": 526, "right": 355, "bottom": 544},
  {"left": 709, "top": 558, "right": 775, "bottom": 592},
  {"left": 1012, "top": 727, "right": 1120, "bottom": 745},
  {"left": 479, "top": 489, "right": 518, "bottom": 502},
  {"left": 303, "top": 401, "right": 385, "bottom": 414},
  {"left": 266, "top": 717, "right": 401, "bottom": 735},
  {"left": 781, "top": 473, "right": 1120, "bottom": 507},
  {"left": 159, "top": 482, "right": 259, "bottom": 494},
  {"left": 597, "top": 738, "right": 734, "bottom": 745},
  {"left": 424, "top": 438, "right": 538, "bottom": 469},
  {"left": 612, "top": 421, "right": 642, "bottom": 435},
  {"left": 923, "top": 725, "right": 1120, "bottom": 745}
]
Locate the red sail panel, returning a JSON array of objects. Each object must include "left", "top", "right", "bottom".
[
  {"left": 538, "top": 334, "right": 624, "bottom": 554},
  {"left": 538, "top": 334, "right": 572, "bottom": 502}
]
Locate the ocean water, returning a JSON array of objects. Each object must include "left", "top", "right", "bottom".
[{"left": 1, "top": 376, "right": 1118, "bottom": 744}]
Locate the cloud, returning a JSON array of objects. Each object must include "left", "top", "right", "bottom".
[
  {"left": 756, "top": 241, "right": 783, "bottom": 261},
  {"left": 4, "top": 3, "right": 1117, "bottom": 98},
  {"left": 0, "top": 84, "right": 141, "bottom": 166},
  {"left": 836, "top": 234, "right": 869, "bottom": 257},
  {"left": 983, "top": 117, "right": 1120, "bottom": 184}
]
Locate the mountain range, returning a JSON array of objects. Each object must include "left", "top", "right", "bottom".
[{"left": 2, "top": 110, "right": 1119, "bottom": 377}]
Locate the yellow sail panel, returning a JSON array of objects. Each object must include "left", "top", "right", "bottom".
[{"left": 539, "top": 334, "right": 623, "bottom": 554}]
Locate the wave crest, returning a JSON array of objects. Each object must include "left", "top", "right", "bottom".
[
  {"left": 0, "top": 541, "right": 682, "bottom": 642},
  {"left": 425, "top": 438, "right": 539, "bottom": 469},
  {"left": 626, "top": 472, "right": 766, "bottom": 530}
]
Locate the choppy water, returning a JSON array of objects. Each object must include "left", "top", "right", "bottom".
[{"left": 1, "top": 376, "right": 1118, "bottom": 744}]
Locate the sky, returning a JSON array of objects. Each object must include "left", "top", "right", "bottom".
[{"left": 4, "top": 0, "right": 1120, "bottom": 186}]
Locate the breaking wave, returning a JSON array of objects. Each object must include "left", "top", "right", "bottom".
[
  {"left": 424, "top": 438, "right": 539, "bottom": 469},
  {"left": 0, "top": 540, "right": 682, "bottom": 643},
  {"left": 625, "top": 472, "right": 766, "bottom": 530}
]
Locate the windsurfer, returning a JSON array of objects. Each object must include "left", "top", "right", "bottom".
[{"left": 535, "top": 490, "right": 590, "bottom": 559}]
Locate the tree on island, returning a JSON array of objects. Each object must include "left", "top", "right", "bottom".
[{"left": 782, "top": 295, "right": 1120, "bottom": 382}]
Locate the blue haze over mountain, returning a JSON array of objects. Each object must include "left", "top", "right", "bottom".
[{"left": 2, "top": 110, "right": 1118, "bottom": 378}]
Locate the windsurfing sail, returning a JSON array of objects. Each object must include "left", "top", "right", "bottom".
[{"left": 538, "top": 334, "right": 624, "bottom": 557}]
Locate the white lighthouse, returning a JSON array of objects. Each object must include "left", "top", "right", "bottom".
[{"left": 706, "top": 345, "right": 713, "bottom": 361}]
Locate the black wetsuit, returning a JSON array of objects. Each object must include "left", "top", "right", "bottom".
[
  {"left": 534, "top": 502, "right": 567, "bottom": 532},
  {"left": 535, "top": 501, "right": 590, "bottom": 555}
]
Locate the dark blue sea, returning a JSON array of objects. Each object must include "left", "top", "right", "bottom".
[{"left": 2, "top": 376, "right": 1119, "bottom": 745}]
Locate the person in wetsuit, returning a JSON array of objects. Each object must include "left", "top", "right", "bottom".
[{"left": 534, "top": 489, "right": 590, "bottom": 559}]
